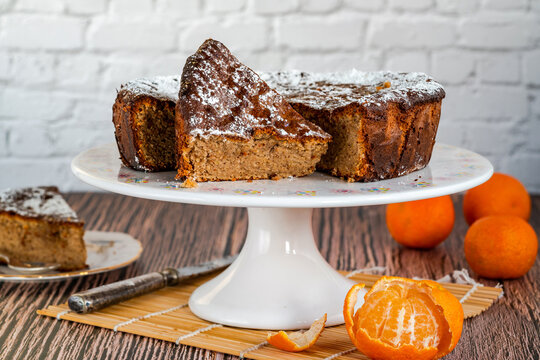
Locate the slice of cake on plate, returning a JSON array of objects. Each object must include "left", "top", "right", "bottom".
[
  {"left": 176, "top": 39, "right": 331, "bottom": 182},
  {"left": 112, "top": 76, "right": 180, "bottom": 171},
  {"left": 0, "top": 186, "right": 86, "bottom": 271},
  {"left": 261, "top": 71, "right": 445, "bottom": 182}
]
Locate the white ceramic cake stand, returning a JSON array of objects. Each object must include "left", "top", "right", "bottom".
[{"left": 72, "top": 143, "right": 492, "bottom": 330}]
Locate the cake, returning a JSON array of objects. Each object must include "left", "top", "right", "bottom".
[
  {"left": 175, "top": 39, "right": 331, "bottom": 182},
  {"left": 0, "top": 187, "right": 87, "bottom": 271},
  {"left": 261, "top": 70, "right": 445, "bottom": 182},
  {"left": 112, "top": 76, "right": 180, "bottom": 171}
]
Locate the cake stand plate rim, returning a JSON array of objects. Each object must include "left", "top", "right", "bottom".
[{"left": 71, "top": 142, "right": 493, "bottom": 208}]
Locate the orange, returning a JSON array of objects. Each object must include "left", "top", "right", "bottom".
[
  {"left": 344, "top": 277, "right": 463, "bottom": 360},
  {"left": 464, "top": 215, "right": 538, "bottom": 279},
  {"left": 266, "top": 314, "right": 326, "bottom": 352},
  {"left": 463, "top": 173, "right": 530, "bottom": 225},
  {"left": 386, "top": 196, "right": 455, "bottom": 249}
]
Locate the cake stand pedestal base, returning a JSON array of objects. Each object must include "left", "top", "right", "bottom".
[{"left": 189, "top": 207, "right": 365, "bottom": 330}]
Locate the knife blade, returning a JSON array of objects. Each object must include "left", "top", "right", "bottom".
[{"left": 68, "top": 255, "right": 237, "bottom": 314}]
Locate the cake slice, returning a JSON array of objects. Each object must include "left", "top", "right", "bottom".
[
  {"left": 176, "top": 39, "right": 331, "bottom": 182},
  {"left": 261, "top": 71, "right": 445, "bottom": 182},
  {"left": 112, "top": 76, "right": 180, "bottom": 171},
  {"left": 0, "top": 187, "right": 86, "bottom": 271}
]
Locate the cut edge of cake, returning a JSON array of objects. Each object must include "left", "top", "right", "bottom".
[{"left": 175, "top": 39, "right": 331, "bottom": 182}]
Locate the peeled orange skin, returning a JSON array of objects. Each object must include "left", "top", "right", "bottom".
[
  {"left": 386, "top": 196, "right": 455, "bottom": 249},
  {"left": 463, "top": 173, "right": 531, "bottom": 225},
  {"left": 266, "top": 314, "right": 327, "bottom": 352},
  {"left": 465, "top": 215, "right": 538, "bottom": 279},
  {"left": 344, "top": 277, "right": 463, "bottom": 360}
]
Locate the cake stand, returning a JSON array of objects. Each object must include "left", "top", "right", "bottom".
[{"left": 72, "top": 143, "right": 492, "bottom": 330}]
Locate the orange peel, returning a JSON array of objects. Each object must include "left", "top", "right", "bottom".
[
  {"left": 266, "top": 313, "right": 327, "bottom": 352},
  {"left": 344, "top": 277, "right": 463, "bottom": 360}
]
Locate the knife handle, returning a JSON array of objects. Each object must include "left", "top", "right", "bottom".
[{"left": 68, "top": 268, "right": 179, "bottom": 314}]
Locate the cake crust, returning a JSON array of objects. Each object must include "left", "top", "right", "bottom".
[
  {"left": 176, "top": 39, "right": 331, "bottom": 182},
  {"left": 113, "top": 76, "right": 180, "bottom": 171},
  {"left": 262, "top": 71, "right": 445, "bottom": 182}
]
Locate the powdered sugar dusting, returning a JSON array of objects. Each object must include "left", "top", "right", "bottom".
[
  {"left": 119, "top": 76, "right": 181, "bottom": 102},
  {"left": 260, "top": 70, "right": 445, "bottom": 111},
  {"left": 0, "top": 187, "right": 80, "bottom": 222},
  {"left": 180, "top": 40, "right": 330, "bottom": 141}
]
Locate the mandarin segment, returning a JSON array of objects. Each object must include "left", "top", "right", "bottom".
[
  {"left": 266, "top": 314, "right": 327, "bottom": 352},
  {"left": 344, "top": 277, "right": 463, "bottom": 360}
]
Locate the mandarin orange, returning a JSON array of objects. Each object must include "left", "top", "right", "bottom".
[
  {"left": 463, "top": 173, "right": 530, "bottom": 225},
  {"left": 344, "top": 277, "right": 463, "bottom": 360},
  {"left": 386, "top": 196, "right": 455, "bottom": 249},
  {"left": 464, "top": 215, "right": 538, "bottom": 279}
]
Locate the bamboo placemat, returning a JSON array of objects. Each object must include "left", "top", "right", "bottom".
[{"left": 38, "top": 271, "right": 502, "bottom": 360}]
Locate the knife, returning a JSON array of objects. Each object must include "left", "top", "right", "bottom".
[{"left": 68, "top": 255, "right": 237, "bottom": 314}]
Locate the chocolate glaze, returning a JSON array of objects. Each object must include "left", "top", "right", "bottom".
[{"left": 178, "top": 39, "right": 331, "bottom": 141}]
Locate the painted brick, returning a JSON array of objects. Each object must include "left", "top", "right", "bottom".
[
  {"left": 88, "top": 19, "right": 176, "bottom": 51},
  {"left": 483, "top": 0, "right": 527, "bottom": 11},
  {"left": 238, "top": 52, "right": 285, "bottom": 72},
  {"left": 155, "top": 0, "right": 200, "bottom": 18},
  {"left": 277, "top": 18, "right": 363, "bottom": 50},
  {"left": 7, "top": 52, "right": 56, "bottom": 85},
  {"left": 525, "top": 120, "right": 540, "bottom": 152},
  {"left": 286, "top": 52, "right": 382, "bottom": 72},
  {"left": 252, "top": 0, "right": 298, "bottom": 14},
  {"left": 72, "top": 99, "right": 114, "bottom": 125},
  {"left": 0, "top": 89, "right": 73, "bottom": 121},
  {"left": 0, "top": 0, "right": 14, "bottom": 12},
  {"left": 9, "top": 126, "right": 54, "bottom": 157},
  {"left": 443, "top": 86, "right": 527, "bottom": 120},
  {"left": 0, "top": 125, "right": 7, "bottom": 157},
  {"left": 432, "top": 50, "right": 475, "bottom": 85},
  {"left": 102, "top": 57, "right": 149, "bottom": 91},
  {"left": 435, "top": 122, "right": 468, "bottom": 147},
  {"left": 461, "top": 19, "right": 528, "bottom": 49},
  {"left": 50, "top": 123, "right": 113, "bottom": 155},
  {"left": 435, "top": 0, "right": 478, "bottom": 13},
  {"left": 388, "top": 0, "right": 433, "bottom": 11},
  {"left": 181, "top": 21, "right": 269, "bottom": 52},
  {"left": 110, "top": 0, "right": 153, "bottom": 16},
  {"left": 0, "top": 52, "right": 10, "bottom": 80},
  {"left": 369, "top": 18, "right": 456, "bottom": 48},
  {"left": 463, "top": 123, "right": 517, "bottom": 156},
  {"left": 502, "top": 154, "right": 540, "bottom": 193},
  {"left": 0, "top": 158, "right": 80, "bottom": 191},
  {"left": 524, "top": 50, "right": 540, "bottom": 85},
  {"left": 479, "top": 53, "right": 520, "bottom": 84},
  {"left": 55, "top": 54, "right": 102, "bottom": 91},
  {"left": 344, "top": 0, "right": 385, "bottom": 12},
  {"left": 65, "top": 0, "right": 107, "bottom": 15},
  {"left": 0, "top": 15, "right": 85, "bottom": 50},
  {"left": 148, "top": 54, "right": 188, "bottom": 77},
  {"left": 206, "top": 0, "right": 245, "bottom": 13},
  {"left": 530, "top": 90, "right": 540, "bottom": 117},
  {"left": 385, "top": 51, "right": 429, "bottom": 73},
  {"left": 14, "top": 0, "right": 64, "bottom": 13},
  {"left": 300, "top": 0, "right": 341, "bottom": 13}
]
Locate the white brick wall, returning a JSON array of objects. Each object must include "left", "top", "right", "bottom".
[{"left": 0, "top": 0, "right": 539, "bottom": 193}]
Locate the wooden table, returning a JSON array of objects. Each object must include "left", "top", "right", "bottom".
[{"left": 0, "top": 193, "right": 538, "bottom": 359}]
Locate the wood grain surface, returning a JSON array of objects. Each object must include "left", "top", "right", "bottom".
[{"left": 0, "top": 193, "right": 538, "bottom": 360}]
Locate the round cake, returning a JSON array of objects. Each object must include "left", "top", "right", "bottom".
[{"left": 261, "top": 70, "right": 446, "bottom": 182}]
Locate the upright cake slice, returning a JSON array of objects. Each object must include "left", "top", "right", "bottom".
[
  {"left": 0, "top": 187, "right": 86, "bottom": 271},
  {"left": 112, "top": 76, "right": 180, "bottom": 171},
  {"left": 261, "top": 71, "right": 445, "bottom": 182},
  {"left": 176, "top": 39, "right": 331, "bottom": 182}
]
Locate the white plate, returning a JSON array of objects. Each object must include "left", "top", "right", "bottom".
[
  {"left": 0, "top": 231, "right": 142, "bottom": 282},
  {"left": 72, "top": 142, "right": 493, "bottom": 208}
]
